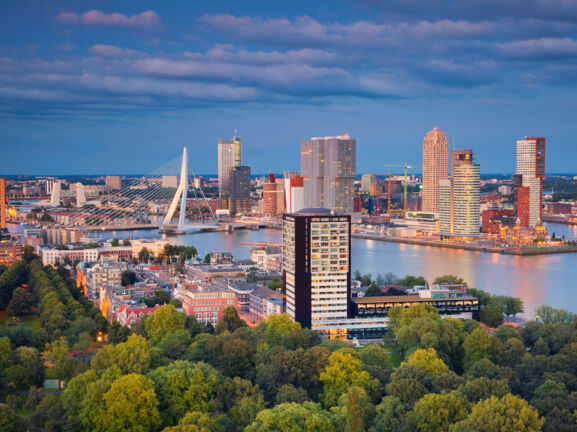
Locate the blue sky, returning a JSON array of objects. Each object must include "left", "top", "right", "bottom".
[{"left": 1, "top": 0, "right": 576, "bottom": 175}]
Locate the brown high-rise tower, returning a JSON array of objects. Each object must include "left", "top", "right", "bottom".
[{"left": 422, "top": 127, "right": 448, "bottom": 213}]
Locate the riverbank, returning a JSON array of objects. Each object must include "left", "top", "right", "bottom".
[{"left": 352, "top": 233, "right": 577, "bottom": 256}]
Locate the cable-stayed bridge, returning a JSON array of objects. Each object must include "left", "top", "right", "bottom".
[{"left": 48, "top": 148, "right": 226, "bottom": 234}]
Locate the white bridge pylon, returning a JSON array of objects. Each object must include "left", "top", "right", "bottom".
[
  {"left": 162, "top": 147, "right": 189, "bottom": 229},
  {"left": 161, "top": 147, "right": 219, "bottom": 231}
]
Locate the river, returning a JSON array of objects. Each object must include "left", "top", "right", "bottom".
[{"left": 10, "top": 222, "right": 577, "bottom": 317}]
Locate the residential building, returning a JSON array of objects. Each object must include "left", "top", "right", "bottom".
[
  {"left": 117, "top": 305, "right": 160, "bottom": 328},
  {"left": 516, "top": 137, "right": 546, "bottom": 227},
  {"left": 301, "top": 135, "right": 356, "bottom": 213},
  {"left": 0, "top": 240, "right": 21, "bottom": 265},
  {"left": 131, "top": 239, "right": 169, "bottom": 258},
  {"left": 177, "top": 284, "right": 238, "bottom": 326},
  {"left": 283, "top": 208, "right": 351, "bottom": 329},
  {"left": 481, "top": 209, "right": 516, "bottom": 234},
  {"left": 248, "top": 285, "right": 284, "bottom": 323},
  {"left": 439, "top": 150, "right": 480, "bottom": 238},
  {"left": 422, "top": 128, "right": 449, "bottom": 213},
  {"left": 250, "top": 246, "right": 282, "bottom": 272},
  {"left": 105, "top": 176, "right": 122, "bottom": 190}
]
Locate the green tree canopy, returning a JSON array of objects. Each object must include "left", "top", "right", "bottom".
[
  {"left": 145, "top": 304, "right": 186, "bottom": 344},
  {"left": 99, "top": 373, "right": 161, "bottom": 432},
  {"left": 413, "top": 391, "right": 470, "bottom": 432},
  {"left": 405, "top": 348, "right": 449, "bottom": 376}
]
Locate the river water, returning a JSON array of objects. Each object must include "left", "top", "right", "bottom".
[{"left": 11, "top": 222, "right": 577, "bottom": 317}]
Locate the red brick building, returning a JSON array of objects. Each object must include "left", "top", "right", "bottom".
[
  {"left": 177, "top": 284, "right": 238, "bottom": 326},
  {"left": 0, "top": 241, "right": 22, "bottom": 265},
  {"left": 481, "top": 209, "right": 516, "bottom": 234}
]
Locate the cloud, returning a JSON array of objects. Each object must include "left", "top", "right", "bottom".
[
  {"left": 56, "top": 10, "right": 161, "bottom": 30},
  {"left": 198, "top": 14, "right": 494, "bottom": 49},
  {"left": 498, "top": 38, "right": 577, "bottom": 59},
  {"left": 89, "top": 45, "right": 142, "bottom": 57}
]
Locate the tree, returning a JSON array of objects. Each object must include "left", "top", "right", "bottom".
[
  {"left": 463, "top": 328, "right": 493, "bottom": 371},
  {"left": 360, "top": 344, "right": 392, "bottom": 387},
  {"left": 433, "top": 274, "right": 467, "bottom": 286},
  {"left": 216, "top": 306, "right": 247, "bottom": 334},
  {"left": 341, "top": 386, "right": 370, "bottom": 432},
  {"left": 450, "top": 394, "right": 544, "bottom": 432},
  {"left": 148, "top": 360, "right": 219, "bottom": 426},
  {"left": 320, "top": 348, "right": 381, "bottom": 407},
  {"left": 479, "top": 304, "right": 504, "bottom": 328},
  {"left": 145, "top": 304, "right": 186, "bottom": 344},
  {"left": 364, "top": 284, "right": 382, "bottom": 297},
  {"left": 108, "top": 320, "right": 130, "bottom": 344},
  {"left": 31, "top": 394, "right": 65, "bottom": 431},
  {"left": 375, "top": 274, "right": 385, "bottom": 286},
  {"left": 122, "top": 239, "right": 131, "bottom": 246},
  {"left": 9, "top": 287, "right": 34, "bottom": 316},
  {"left": 39, "top": 213, "right": 55, "bottom": 223},
  {"left": 458, "top": 377, "right": 509, "bottom": 403},
  {"left": 535, "top": 306, "right": 575, "bottom": 325},
  {"left": 405, "top": 348, "right": 449, "bottom": 376},
  {"left": 111, "top": 238, "right": 120, "bottom": 247},
  {"left": 413, "top": 391, "right": 470, "bottom": 432},
  {"left": 396, "top": 275, "right": 427, "bottom": 288},
  {"left": 139, "top": 247, "right": 151, "bottom": 263},
  {"left": 0, "top": 404, "right": 18, "bottom": 432},
  {"left": 99, "top": 373, "right": 161, "bottom": 432},
  {"left": 384, "top": 272, "right": 397, "bottom": 284},
  {"left": 121, "top": 270, "right": 137, "bottom": 286},
  {"left": 502, "top": 296, "right": 524, "bottom": 318},
  {"left": 45, "top": 336, "right": 71, "bottom": 387},
  {"left": 275, "top": 385, "right": 310, "bottom": 404},
  {"left": 203, "top": 253, "right": 211, "bottom": 264},
  {"left": 262, "top": 314, "right": 301, "bottom": 346},
  {"left": 245, "top": 402, "right": 339, "bottom": 432},
  {"left": 91, "top": 334, "right": 150, "bottom": 374}
]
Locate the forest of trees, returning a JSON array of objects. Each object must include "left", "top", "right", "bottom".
[{"left": 1, "top": 252, "right": 577, "bottom": 431}]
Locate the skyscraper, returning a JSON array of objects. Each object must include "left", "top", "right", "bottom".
[
  {"left": 439, "top": 150, "right": 480, "bottom": 238},
  {"left": 217, "top": 136, "right": 241, "bottom": 209},
  {"left": 282, "top": 208, "right": 351, "bottom": 329},
  {"left": 422, "top": 128, "right": 449, "bottom": 213},
  {"left": 516, "top": 137, "right": 546, "bottom": 227},
  {"left": 361, "top": 174, "right": 379, "bottom": 197},
  {"left": 263, "top": 174, "right": 278, "bottom": 215},
  {"left": 301, "top": 135, "right": 356, "bottom": 213},
  {"left": 229, "top": 166, "right": 251, "bottom": 216},
  {"left": 0, "top": 178, "right": 6, "bottom": 229}
]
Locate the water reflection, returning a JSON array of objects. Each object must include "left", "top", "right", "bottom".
[{"left": 8, "top": 222, "right": 576, "bottom": 317}]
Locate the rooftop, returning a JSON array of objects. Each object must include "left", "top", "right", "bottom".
[{"left": 293, "top": 208, "right": 335, "bottom": 216}]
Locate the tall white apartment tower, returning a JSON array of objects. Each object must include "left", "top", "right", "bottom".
[
  {"left": 439, "top": 150, "right": 480, "bottom": 238},
  {"left": 422, "top": 128, "right": 449, "bottom": 213}
]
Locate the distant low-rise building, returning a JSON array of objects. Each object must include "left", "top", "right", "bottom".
[
  {"left": 117, "top": 304, "right": 160, "bottom": 328},
  {"left": 0, "top": 240, "right": 21, "bottom": 265},
  {"left": 248, "top": 285, "right": 284, "bottom": 323},
  {"left": 250, "top": 246, "right": 282, "bottom": 272},
  {"left": 131, "top": 239, "right": 169, "bottom": 258}
]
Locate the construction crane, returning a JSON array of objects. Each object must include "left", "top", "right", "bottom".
[{"left": 384, "top": 163, "right": 417, "bottom": 212}]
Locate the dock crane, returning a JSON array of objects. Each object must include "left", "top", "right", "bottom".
[{"left": 384, "top": 163, "right": 417, "bottom": 212}]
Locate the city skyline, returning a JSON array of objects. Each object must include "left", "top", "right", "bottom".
[{"left": 1, "top": 0, "right": 577, "bottom": 174}]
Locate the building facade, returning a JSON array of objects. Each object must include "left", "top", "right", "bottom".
[
  {"left": 230, "top": 166, "right": 251, "bottom": 215},
  {"left": 301, "top": 135, "right": 356, "bottom": 213},
  {"left": 282, "top": 208, "right": 351, "bottom": 329},
  {"left": 105, "top": 176, "right": 122, "bottom": 190},
  {"left": 218, "top": 136, "right": 242, "bottom": 210},
  {"left": 516, "top": 137, "right": 546, "bottom": 227},
  {"left": 439, "top": 150, "right": 480, "bottom": 238},
  {"left": 422, "top": 128, "right": 449, "bottom": 213}
]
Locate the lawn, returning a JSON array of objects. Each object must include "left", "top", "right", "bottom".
[{"left": 0, "top": 311, "right": 41, "bottom": 329}]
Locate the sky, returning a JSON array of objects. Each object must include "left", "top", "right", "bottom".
[{"left": 1, "top": 0, "right": 576, "bottom": 175}]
